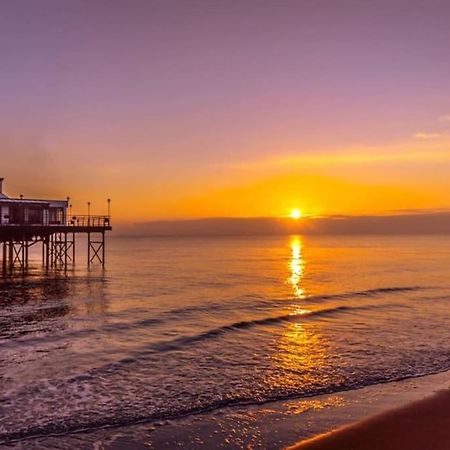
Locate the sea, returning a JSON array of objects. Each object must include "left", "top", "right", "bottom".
[{"left": 1, "top": 235, "right": 450, "bottom": 448}]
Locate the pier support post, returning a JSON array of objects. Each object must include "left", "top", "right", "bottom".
[
  {"left": 72, "top": 232, "right": 76, "bottom": 264},
  {"left": 8, "top": 239, "right": 13, "bottom": 271},
  {"left": 87, "top": 232, "right": 105, "bottom": 266},
  {"left": 2, "top": 242, "right": 6, "bottom": 274},
  {"left": 87, "top": 232, "right": 91, "bottom": 266},
  {"left": 102, "top": 231, "right": 105, "bottom": 268},
  {"left": 64, "top": 232, "right": 68, "bottom": 269},
  {"left": 25, "top": 241, "right": 28, "bottom": 270},
  {"left": 45, "top": 235, "right": 50, "bottom": 269}
]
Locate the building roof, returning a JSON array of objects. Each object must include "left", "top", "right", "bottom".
[
  {"left": 0, "top": 198, "right": 50, "bottom": 205},
  {"left": 0, "top": 198, "right": 68, "bottom": 207}
]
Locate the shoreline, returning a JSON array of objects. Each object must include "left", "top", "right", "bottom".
[
  {"left": 288, "top": 388, "right": 450, "bottom": 450},
  {"left": 6, "top": 369, "right": 450, "bottom": 449}
]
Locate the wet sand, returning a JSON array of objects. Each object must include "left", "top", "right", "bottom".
[{"left": 288, "top": 388, "right": 450, "bottom": 450}]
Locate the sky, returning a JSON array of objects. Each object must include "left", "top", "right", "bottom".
[{"left": 1, "top": 0, "right": 450, "bottom": 222}]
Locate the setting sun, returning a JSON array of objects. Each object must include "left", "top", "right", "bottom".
[{"left": 290, "top": 208, "right": 302, "bottom": 219}]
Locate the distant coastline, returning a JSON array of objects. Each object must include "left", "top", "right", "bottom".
[{"left": 116, "top": 211, "right": 450, "bottom": 237}]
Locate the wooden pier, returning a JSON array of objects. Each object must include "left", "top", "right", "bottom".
[
  {"left": 0, "top": 178, "right": 112, "bottom": 273},
  {"left": 0, "top": 217, "right": 112, "bottom": 273}
]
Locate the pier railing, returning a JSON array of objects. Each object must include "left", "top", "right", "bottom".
[
  {"left": 0, "top": 215, "right": 111, "bottom": 228},
  {"left": 67, "top": 215, "right": 111, "bottom": 227}
]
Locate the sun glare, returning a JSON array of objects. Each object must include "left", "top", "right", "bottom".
[{"left": 290, "top": 208, "right": 302, "bottom": 219}]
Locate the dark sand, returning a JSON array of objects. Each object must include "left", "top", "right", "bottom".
[{"left": 288, "top": 389, "right": 450, "bottom": 450}]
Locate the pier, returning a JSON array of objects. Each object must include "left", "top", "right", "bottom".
[{"left": 0, "top": 178, "right": 111, "bottom": 273}]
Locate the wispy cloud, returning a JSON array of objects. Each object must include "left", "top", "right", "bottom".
[
  {"left": 279, "top": 149, "right": 450, "bottom": 166},
  {"left": 439, "top": 115, "right": 450, "bottom": 123},
  {"left": 414, "top": 132, "right": 442, "bottom": 139},
  {"left": 229, "top": 148, "right": 450, "bottom": 171}
]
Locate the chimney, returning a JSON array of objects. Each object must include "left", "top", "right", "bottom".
[{"left": 0, "top": 178, "right": 3, "bottom": 194}]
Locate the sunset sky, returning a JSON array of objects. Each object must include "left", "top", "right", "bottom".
[{"left": 1, "top": 0, "right": 450, "bottom": 221}]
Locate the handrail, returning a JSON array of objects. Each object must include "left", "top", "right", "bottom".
[
  {"left": 67, "top": 215, "right": 111, "bottom": 227},
  {"left": 0, "top": 215, "right": 111, "bottom": 227}
]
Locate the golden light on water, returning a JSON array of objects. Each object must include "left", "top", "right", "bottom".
[
  {"left": 285, "top": 395, "right": 346, "bottom": 415},
  {"left": 288, "top": 236, "right": 305, "bottom": 299},
  {"left": 265, "top": 236, "right": 331, "bottom": 402},
  {"left": 269, "top": 321, "right": 328, "bottom": 391}
]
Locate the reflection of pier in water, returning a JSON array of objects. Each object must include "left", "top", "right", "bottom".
[
  {"left": 0, "top": 274, "right": 109, "bottom": 338},
  {"left": 0, "top": 276, "right": 72, "bottom": 340},
  {"left": 0, "top": 178, "right": 111, "bottom": 273},
  {"left": 0, "top": 273, "right": 109, "bottom": 387}
]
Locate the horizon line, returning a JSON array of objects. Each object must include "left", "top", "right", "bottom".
[{"left": 122, "top": 209, "right": 450, "bottom": 224}]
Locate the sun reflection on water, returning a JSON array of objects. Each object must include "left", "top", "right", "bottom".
[
  {"left": 268, "top": 321, "right": 329, "bottom": 391},
  {"left": 288, "top": 236, "right": 305, "bottom": 299},
  {"left": 266, "top": 237, "right": 332, "bottom": 396}
]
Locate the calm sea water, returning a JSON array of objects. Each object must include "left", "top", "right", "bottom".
[{"left": 1, "top": 235, "right": 450, "bottom": 445}]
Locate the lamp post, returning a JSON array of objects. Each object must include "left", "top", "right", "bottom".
[
  {"left": 87, "top": 202, "right": 91, "bottom": 226},
  {"left": 107, "top": 198, "right": 111, "bottom": 218}
]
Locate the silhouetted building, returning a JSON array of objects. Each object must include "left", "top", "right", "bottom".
[{"left": 0, "top": 178, "right": 67, "bottom": 226}]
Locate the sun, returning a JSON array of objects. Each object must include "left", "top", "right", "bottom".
[{"left": 290, "top": 208, "right": 302, "bottom": 219}]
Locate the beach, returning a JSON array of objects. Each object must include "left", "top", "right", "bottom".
[
  {"left": 289, "top": 388, "right": 450, "bottom": 450},
  {"left": 5, "top": 366, "right": 450, "bottom": 449}
]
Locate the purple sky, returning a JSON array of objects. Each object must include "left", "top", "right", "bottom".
[{"left": 1, "top": 1, "right": 450, "bottom": 220}]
